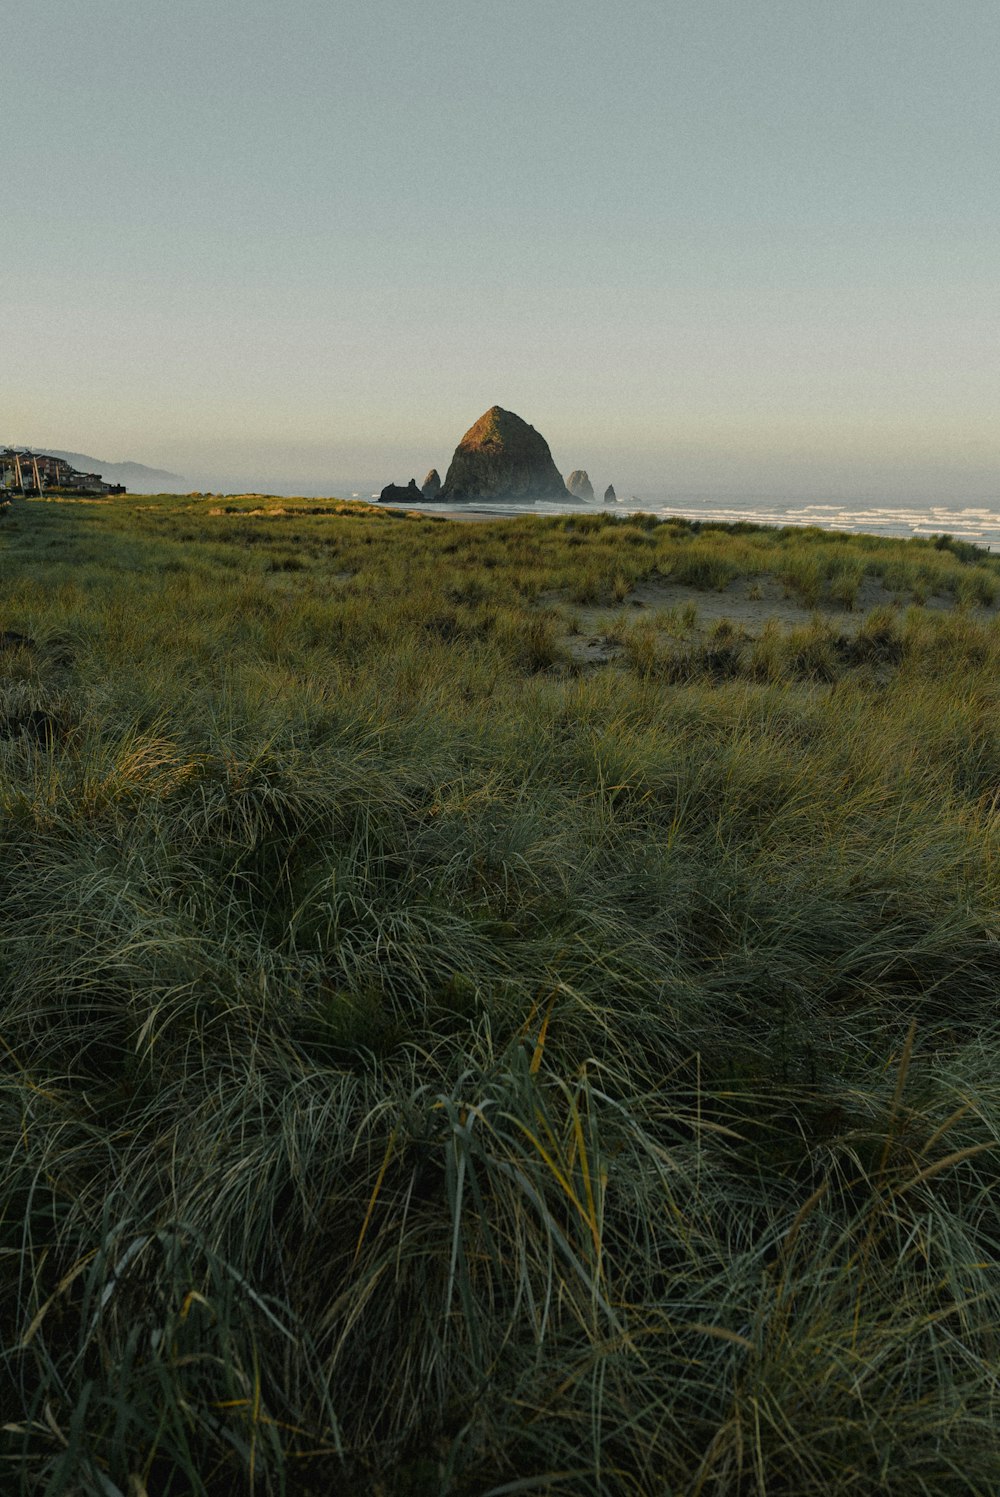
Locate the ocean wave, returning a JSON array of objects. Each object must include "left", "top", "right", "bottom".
[{"left": 439, "top": 497, "right": 1000, "bottom": 547}]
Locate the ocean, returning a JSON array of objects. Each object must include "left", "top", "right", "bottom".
[{"left": 365, "top": 492, "right": 1000, "bottom": 549}]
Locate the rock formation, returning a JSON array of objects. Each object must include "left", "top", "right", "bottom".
[
  {"left": 379, "top": 479, "right": 423, "bottom": 504},
  {"left": 604, "top": 484, "right": 617, "bottom": 503},
  {"left": 439, "top": 406, "right": 569, "bottom": 502},
  {"left": 566, "top": 470, "right": 595, "bottom": 500},
  {"left": 421, "top": 468, "right": 442, "bottom": 499}
]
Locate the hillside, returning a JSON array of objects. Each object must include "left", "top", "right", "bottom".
[{"left": 43, "top": 449, "right": 184, "bottom": 491}]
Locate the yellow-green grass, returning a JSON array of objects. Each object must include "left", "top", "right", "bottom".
[{"left": 3, "top": 493, "right": 1000, "bottom": 1494}]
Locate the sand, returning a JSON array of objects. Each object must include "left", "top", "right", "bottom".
[{"left": 550, "top": 572, "right": 998, "bottom": 666}]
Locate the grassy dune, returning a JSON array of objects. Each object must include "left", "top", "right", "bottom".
[{"left": 3, "top": 494, "right": 1000, "bottom": 1494}]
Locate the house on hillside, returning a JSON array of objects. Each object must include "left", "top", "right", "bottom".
[{"left": 0, "top": 449, "right": 125, "bottom": 495}]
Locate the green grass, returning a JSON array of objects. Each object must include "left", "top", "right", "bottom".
[{"left": 3, "top": 494, "right": 1000, "bottom": 1493}]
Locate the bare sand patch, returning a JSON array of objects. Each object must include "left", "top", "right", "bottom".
[{"left": 554, "top": 573, "right": 999, "bottom": 666}]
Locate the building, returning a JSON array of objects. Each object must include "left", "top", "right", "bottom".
[{"left": 0, "top": 449, "right": 125, "bottom": 495}]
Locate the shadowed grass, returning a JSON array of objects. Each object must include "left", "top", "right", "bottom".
[{"left": 3, "top": 495, "right": 1000, "bottom": 1492}]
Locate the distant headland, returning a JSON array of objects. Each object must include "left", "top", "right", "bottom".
[{"left": 0, "top": 447, "right": 183, "bottom": 496}]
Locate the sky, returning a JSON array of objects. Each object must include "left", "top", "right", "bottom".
[{"left": 3, "top": 0, "right": 998, "bottom": 500}]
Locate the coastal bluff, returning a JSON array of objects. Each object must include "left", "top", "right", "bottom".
[{"left": 439, "top": 406, "right": 569, "bottom": 503}]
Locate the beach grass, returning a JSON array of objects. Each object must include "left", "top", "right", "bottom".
[{"left": 3, "top": 493, "right": 1000, "bottom": 1493}]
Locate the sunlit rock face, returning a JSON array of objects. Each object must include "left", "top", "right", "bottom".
[
  {"left": 421, "top": 468, "right": 442, "bottom": 499},
  {"left": 439, "top": 407, "right": 569, "bottom": 502},
  {"left": 566, "top": 470, "right": 595, "bottom": 500}
]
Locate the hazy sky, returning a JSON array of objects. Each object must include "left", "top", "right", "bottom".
[{"left": 4, "top": 0, "right": 998, "bottom": 498}]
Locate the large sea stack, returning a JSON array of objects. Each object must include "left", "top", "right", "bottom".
[
  {"left": 439, "top": 406, "right": 570, "bottom": 502},
  {"left": 566, "top": 470, "right": 595, "bottom": 500}
]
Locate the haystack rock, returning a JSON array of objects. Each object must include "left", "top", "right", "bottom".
[
  {"left": 421, "top": 468, "right": 442, "bottom": 499},
  {"left": 566, "top": 470, "right": 595, "bottom": 500},
  {"left": 604, "top": 484, "right": 617, "bottom": 503},
  {"left": 439, "top": 406, "right": 570, "bottom": 502},
  {"left": 379, "top": 479, "right": 423, "bottom": 504}
]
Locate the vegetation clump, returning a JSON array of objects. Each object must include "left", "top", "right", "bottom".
[{"left": 3, "top": 494, "right": 1000, "bottom": 1494}]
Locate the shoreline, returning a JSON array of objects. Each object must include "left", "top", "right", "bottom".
[{"left": 371, "top": 495, "right": 1000, "bottom": 545}]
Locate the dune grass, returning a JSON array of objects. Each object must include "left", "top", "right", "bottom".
[{"left": 3, "top": 494, "right": 1000, "bottom": 1493}]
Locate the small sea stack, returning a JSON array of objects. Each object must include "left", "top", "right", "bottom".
[
  {"left": 379, "top": 479, "right": 423, "bottom": 504},
  {"left": 421, "top": 468, "right": 442, "bottom": 499},
  {"left": 566, "top": 470, "right": 595, "bottom": 500},
  {"left": 604, "top": 484, "right": 617, "bottom": 503}
]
